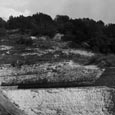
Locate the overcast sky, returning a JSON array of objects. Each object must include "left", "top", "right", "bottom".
[{"left": 0, "top": 0, "right": 115, "bottom": 24}]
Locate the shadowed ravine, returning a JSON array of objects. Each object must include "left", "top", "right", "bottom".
[{"left": 95, "top": 67, "right": 115, "bottom": 87}]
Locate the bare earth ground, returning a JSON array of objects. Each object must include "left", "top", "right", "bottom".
[{"left": 3, "top": 87, "right": 115, "bottom": 115}]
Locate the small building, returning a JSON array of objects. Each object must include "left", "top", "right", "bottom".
[{"left": 30, "top": 36, "right": 37, "bottom": 40}]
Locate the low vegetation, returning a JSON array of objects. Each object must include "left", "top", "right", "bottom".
[{"left": 87, "top": 54, "right": 115, "bottom": 68}]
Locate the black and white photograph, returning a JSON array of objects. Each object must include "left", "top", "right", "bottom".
[{"left": 0, "top": 0, "right": 115, "bottom": 115}]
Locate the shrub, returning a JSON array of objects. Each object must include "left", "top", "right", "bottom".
[
  {"left": 0, "top": 28, "right": 6, "bottom": 36},
  {"left": 68, "top": 41, "right": 81, "bottom": 49},
  {"left": 16, "top": 36, "right": 33, "bottom": 46},
  {"left": 87, "top": 54, "right": 115, "bottom": 67},
  {"left": 62, "top": 34, "right": 76, "bottom": 42},
  {"left": 11, "top": 59, "right": 26, "bottom": 68}
]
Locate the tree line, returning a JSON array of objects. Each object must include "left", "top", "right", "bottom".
[{"left": 0, "top": 12, "right": 115, "bottom": 54}]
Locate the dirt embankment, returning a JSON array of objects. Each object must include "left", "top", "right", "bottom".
[{"left": 0, "top": 61, "right": 103, "bottom": 88}]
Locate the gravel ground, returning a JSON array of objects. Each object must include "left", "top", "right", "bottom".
[{"left": 3, "top": 87, "right": 115, "bottom": 115}]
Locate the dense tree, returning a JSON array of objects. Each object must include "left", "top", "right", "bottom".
[
  {"left": 0, "top": 18, "right": 6, "bottom": 36},
  {"left": 2, "top": 12, "right": 115, "bottom": 54},
  {"left": 31, "top": 13, "right": 56, "bottom": 36},
  {"left": 104, "top": 24, "right": 115, "bottom": 37}
]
